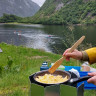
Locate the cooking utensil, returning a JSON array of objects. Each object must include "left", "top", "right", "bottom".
[
  {"left": 48, "top": 36, "right": 85, "bottom": 74},
  {"left": 32, "top": 70, "right": 91, "bottom": 87}
]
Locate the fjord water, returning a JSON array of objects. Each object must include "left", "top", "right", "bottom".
[{"left": 0, "top": 24, "right": 96, "bottom": 54}]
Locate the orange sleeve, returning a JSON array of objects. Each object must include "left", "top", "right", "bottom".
[{"left": 85, "top": 47, "right": 96, "bottom": 64}]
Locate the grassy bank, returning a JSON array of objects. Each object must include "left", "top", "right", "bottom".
[{"left": 0, "top": 43, "right": 96, "bottom": 96}]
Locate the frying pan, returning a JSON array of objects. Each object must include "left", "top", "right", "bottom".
[{"left": 33, "top": 70, "right": 92, "bottom": 86}]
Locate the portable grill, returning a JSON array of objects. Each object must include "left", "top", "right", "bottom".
[{"left": 29, "top": 71, "right": 85, "bottom": 96}]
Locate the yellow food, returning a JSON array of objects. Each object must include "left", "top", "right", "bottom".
[{"left": 35, "top": 74, "right": 68, "bottom": 84}]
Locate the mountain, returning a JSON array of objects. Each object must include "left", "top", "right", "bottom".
[
  {"left": 29, "top": 0, "right": 96, "bottom": 25},
  {"left": 0, "top": 0, "right": 40, "bottom": 17}
]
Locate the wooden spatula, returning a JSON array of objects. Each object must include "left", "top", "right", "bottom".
[{"left": 48, "top": 36, "right": 85, "bottom": 74}]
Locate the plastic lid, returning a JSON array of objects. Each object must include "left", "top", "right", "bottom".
[
  {"left": 58, "top": 65, "right": 65, "bottom": 70},
  {"left": 82, "top": 62, "right": 89, "bottom": 66},
  {"left": 51, "top": 63, "right": 54, "bottom": 66},
  {"left": 42, "top": 62, "right": 48, "bottom": 65}
]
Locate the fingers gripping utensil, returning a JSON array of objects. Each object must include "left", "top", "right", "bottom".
[{"left": 48, "top": 36, "right": 85, "bottom": 74}]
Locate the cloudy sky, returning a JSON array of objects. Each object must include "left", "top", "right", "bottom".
[{"left": 32, "top": 0, "right": 46, "bottom": 6}]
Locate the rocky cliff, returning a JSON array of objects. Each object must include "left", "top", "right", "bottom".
[{"left": 0, "top": 0, "right": 40, "bottom": 17}]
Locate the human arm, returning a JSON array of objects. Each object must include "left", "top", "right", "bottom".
[
  {"left": 63, "top": 48, "right": 88, "bottom": 61},
  {"left": 63, "top": 47, "right": 96, "bottom": 64}
]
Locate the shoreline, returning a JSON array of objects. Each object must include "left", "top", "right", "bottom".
[{"left": 0, "top": 22, "right": 96, "bottom": 26}]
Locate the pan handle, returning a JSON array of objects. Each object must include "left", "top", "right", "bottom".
[{"left": 69, "top": 75, "right": 92, "bottom": 84}]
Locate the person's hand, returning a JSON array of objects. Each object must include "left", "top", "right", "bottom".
[
  {"left": 87, "top": 72, "right": 96, "bottom": 85},
  {"left": 63, "top": 48, "right": 83, "bottom": 61}
]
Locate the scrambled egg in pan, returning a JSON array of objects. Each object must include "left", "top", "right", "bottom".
[{"left": 35, "top": 74, "right": 68, "bottom": 84}]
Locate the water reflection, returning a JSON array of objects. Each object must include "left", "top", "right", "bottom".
[{"left": 0, "top": 24, "right": 96, "bottom": 54}]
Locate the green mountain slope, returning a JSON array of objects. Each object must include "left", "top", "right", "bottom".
[{"left": 27, "top": 0, "right": 96, "bottom": 25}]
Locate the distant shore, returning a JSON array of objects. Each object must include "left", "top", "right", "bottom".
[{"left": 0, "top": 22, "right": 96, "bottom": 26}]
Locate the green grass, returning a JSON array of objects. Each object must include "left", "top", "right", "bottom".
[{"left": 0, "top": 43, "right": 96, "bottom": 96}]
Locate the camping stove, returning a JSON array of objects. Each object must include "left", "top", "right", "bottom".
[{"left": 29, "top": 71, "right": 84, "bottom": 96}]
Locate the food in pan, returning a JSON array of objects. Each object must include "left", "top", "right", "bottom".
[{"left": 35, "top": 74, "right": 68, "bottom": 84}]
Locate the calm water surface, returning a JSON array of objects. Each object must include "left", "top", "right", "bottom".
[{"left": 0, "top": 24, "right": 96, "bottom": 54}]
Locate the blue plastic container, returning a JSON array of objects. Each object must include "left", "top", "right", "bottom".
[
  {"left": 40, "top": 62, "right": 49, "bottom": 71},
  {"left": 64, "top": 66, "right": 81, "bottom": 71},
  {"left": 77, "top": 71, "right": 96, "bottom": 89}
]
